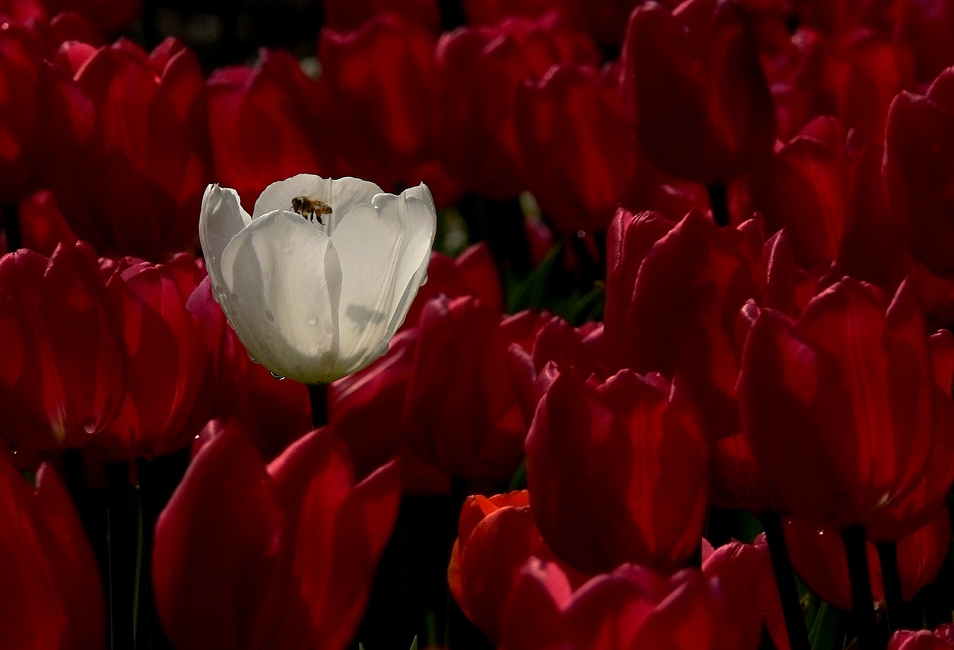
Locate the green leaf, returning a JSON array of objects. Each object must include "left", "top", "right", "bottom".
[{"left": 808, "top": 599, "right": 841, "bottom": 650}]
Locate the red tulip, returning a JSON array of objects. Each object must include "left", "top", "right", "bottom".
[
  {"left": 0, "top": 16, "right": 46, "bottom": 204},
  {"left": 329, "top": 328, "right": 450, "bottom": 495},
  {"left": 866, "top": 329, "right": 954, "bottom": 542},
  {"left": 603, "top": 207, "right": 765, "bottom": 441},
  {"left": 620, "top": 0, "right": 776, "bottom": 186},
  {"left": 462, "top": 0, "right": 645, "bottom": 48},
  {"left": 88, "top": 256, "right": 208, "bottom": 460},
  {"left": 500, "top": 560, "right": 727, "bottom": 650},
  {"left": 18, "top": 189, "right": 78, "bottom": 257},
  {"left": 448, "top": 490, "right": 586, "bottom": 644},
  {"left": 0, "top": 242, "right": 125, "bottom": 451},
  {"left": 702, "top": 536, "right": 791, "bottom": 650},
  {"left": 515, "top": 63, "right": 644, "bottom": 232},
  {"left": 0, "top": 459, "right": 105, "bottom": 650},
  {"left": 738, "top": 278, "right": 935, "bottom": 528},
  {"left": 39, "top": 37, "right": 210, "bottom": 260},
  {"left": 206, "top": 50, "right": 336, "bottom": 213},
  {"left": 508, "top": 315, "right": 605, "bottom": 424},
  {"left": 527, "top": 366, "right": 708, "bottom": 575},
  {"left": 405, "top": 296, "right": 543, "bottom": 482},
  {"left": 884, "top": 67, "right": 954, "bottom": 278},
  {"left": 42, "top": 0, "right": 140, "bottom": 32},
  {"left": 405, "top": 243, "right": 502, "bottom": 329},
  {"left": 746, "top": 117, "right": 859, "bottom": 270},
  {"left": 889, "top": 629, "right": 954, "bottom": 650},
  {"left": 319, "top": 15, "right": 443, "bottom": 195},
  {"left": 185, "top": 277, "right": 312, "bottom": 462},
  {"left": 154, "top": 421, "right": 400, "bottom": 650},
  {"left": 435, "top": 13, "right": 598, "bottom": 198},
  {"left": 323, "top": 0, "right": 440, "bottom": 33},
  {"left": 784, "top": 508, "right": 951, "bottom": 611}
]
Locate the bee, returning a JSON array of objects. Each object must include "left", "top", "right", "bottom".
[{"left": 290, "top": 196, "right": 332, "bottom": 224}]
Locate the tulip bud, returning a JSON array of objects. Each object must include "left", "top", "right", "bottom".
[
  {"left": 0, "top": 459, "right": 105, "bottom": 649},
  {"left": 0, "top": 242, "right": 125, "bottom": 451},
  {"left": 154, "top": 421, "right": 400, "bottom": 650},
  {"left": 40, "top": 37, "right": 211, "bottom": 260},
  {"left": 527, "top": 366, "right": 709, "bottom": 574}
]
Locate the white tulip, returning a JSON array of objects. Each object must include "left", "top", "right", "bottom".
[{"left": 199, "top": 174, "right": 437, "bottom": 384}]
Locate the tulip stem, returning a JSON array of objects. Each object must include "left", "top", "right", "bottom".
[
  {"left": 876, "top": 541, "right": 905, "bottom": 634},
  {"left": 761, "top": 512, "right": 810, "bottom": 650},
  {"left": 842, "top": 525, "right": 881, "bottom": 650},
  {"left": 308, "top": 382, "right": 329, "bottom": 429},
  {"left": 3, "top": 203, "right": 20, "bottom": 251},
  {"left": 707, "top": 184, "right": 730, "bottom": 227}
]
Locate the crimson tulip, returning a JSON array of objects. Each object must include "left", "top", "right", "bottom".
[
  {"left": 434, "top": 13, "right": 598, "bottom": 198},
  {"left": 515, "top": 63, "right": 644, "bottom": 233},
  {"left": 405, "top": 296, "right": 543, "bottom": 482},
  {"left": 0, "top": 242, "right": 125, "bottom": 451},
  {"left": 866, "top": 329, "right": 954, "bottom": 542},
  {"left": 154, "top": 421, "right": 400, "bottom": 650},
  {"left": 703, "top": 536, "right": 790, "bottom": 650},
  {"left": 42, "top": 0, "right": 140, "bottom": 32},
  {"left": 889, "top": 630, "right": 954, "bottom": 650},
  {"left": 322, "top": 0, "right": 439, "bottom": 33},
  {"left": 526, "top": 366, "right": 708, "bottom": 575},
  {"left": 0, "top": 459, "right": 105, "bottom": 649},
  {"left": 206, "top": 50, "right": 336, "bottom": 213},
  {"left": 500, "top": 560, "right": 728, "bottom": 650},
  {"left": 40, "top": 37, "right": 210, "bottom": 260},
  {"left": 185, "top": 277, "right": 312, "bottom": 462},
  {"left": 508, "top": 315, "right": 605, "bottom": 424},
  {"left": 0, "top": 16, "right": 45, "bottom": 205},
  {"left": 884, "top": 67, "right": 954, "bottom": 278},
  {"left": 738, "top": 278, "right": 935, "bottom": 528},
  {"left": 18, "top": 189, "right": 78, "bottom": 257},
  {"left": 603, "top": 207, "right": 765, "bottom": 442},
  {"left": 88, "top": 256, "right": 208, "bottom": 460},
  {"left": 329, "top": 328, "right": 450, "bottom": 495},
  {"left": 620, "top": 0, "right": 776, "bottom": 186},
  {"left": 784, "top": 508, "right": 951, "bottom": 611},
  {"left": 405, "top": 243, "right": 502, "bottom": 329},
  {"left": 745, "top": 117, "right": 858, "bottom": 270},
  {"left": 319, "top": 15, "right": 448, "bottom": 198}
]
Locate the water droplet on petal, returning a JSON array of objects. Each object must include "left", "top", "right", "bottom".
[
  {"left": 248, "top": 353, "right": 258, "bottom": 363},
  {"left": 576, "top": 230, "right": 586, "bottom": 239},
  {"left": 306, "top": 317, "right": 317, "bottom": 326},
  {"left": 283, "top": 244, "right": 294, "bottom": 253},
  {"left": 269, "top": 371, "right": 285, "bottom": 381}
]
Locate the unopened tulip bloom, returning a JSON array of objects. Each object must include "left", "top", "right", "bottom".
[{"left": 199, "top": 173, "right": 437, "bottom": 384}]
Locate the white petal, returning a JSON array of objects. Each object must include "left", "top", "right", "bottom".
[
  {"left": 253, "top": 174, "right": 382, "bottom": 234},
  {"left": 329, "top": 185, "right": 437, "bottom": 376},
  {"left": 219, "top": 210, "right": 343, "bottom": 384},
  {"left": 198, "top": 184, "right": 251, "bottom": 296}
]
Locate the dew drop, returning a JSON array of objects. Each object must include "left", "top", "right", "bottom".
[
  {"left": 576, "top": 230, "right": 586, "bottom": 239},
  {"left": 269, "top": 371, "right": 285, "bottom": 381},
  {"left": 283, "top": 244, "right": 294, "bottom": 253},
  {"left": 248, "top": 353, "right": 258, "bottom": 363},
  {"left": 306, "top": 317, "right": 317, "bottom": 326}
]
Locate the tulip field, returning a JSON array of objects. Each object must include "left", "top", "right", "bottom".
[{"left": 3, "top": 0, "right": 954, "bottom": 648}]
